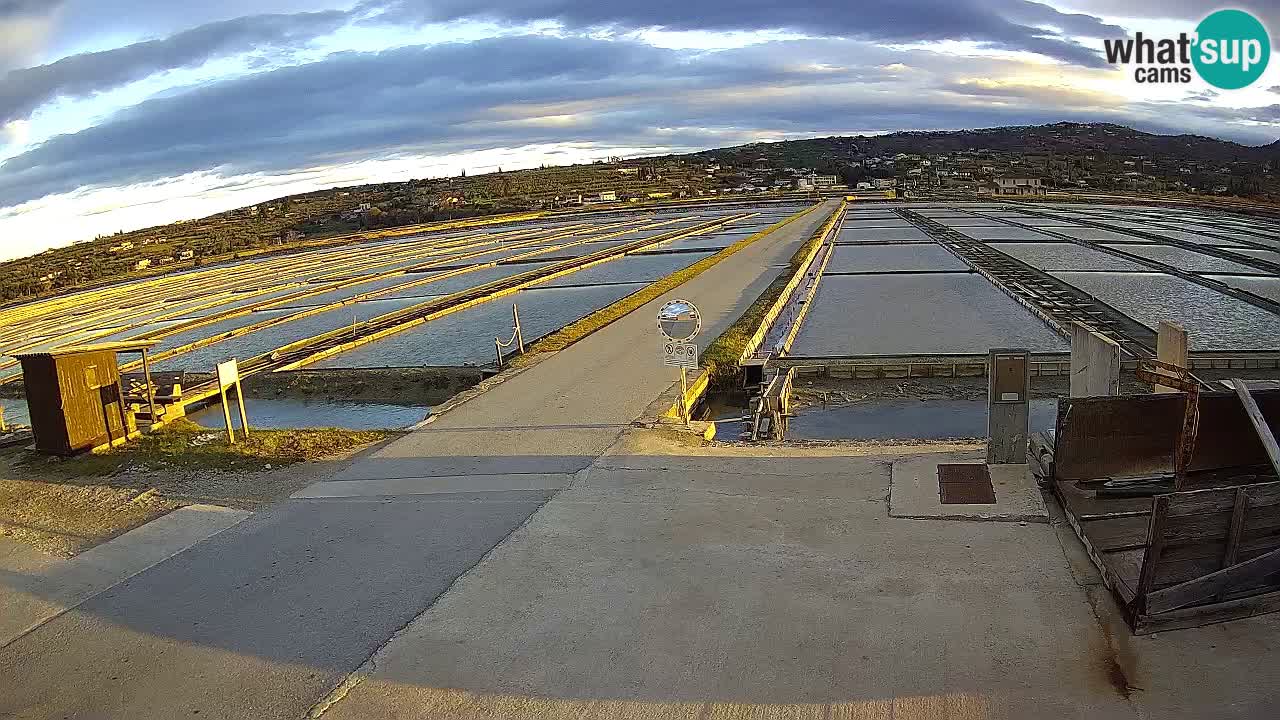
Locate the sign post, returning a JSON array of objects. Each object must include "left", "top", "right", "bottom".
[
  {"left": 215, "top": 359, "right": 249, "bottom": 444},
  {"left": 658, "top": 299, "right": 702, "bottom": 424}
]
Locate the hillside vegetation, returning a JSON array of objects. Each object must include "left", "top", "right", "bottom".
[{"left": 4, "top": 122, "right": 1279, "bottom": 306}]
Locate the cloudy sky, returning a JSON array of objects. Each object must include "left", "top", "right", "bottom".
[{"left": 1, "top": 1, "right": 1278, "bottom": 260}]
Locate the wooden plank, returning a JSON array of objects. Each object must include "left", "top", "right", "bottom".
[
  {"left": 1233, "top": 379, "right": 1280, "bottom": 481},
  {"left": 1099, "top": 549, "right": 1141, "bottom": 602},
  {"left": 1055, "top": 391, "right": 1280, "bottom": 481},
  {"left": 1145, "top": 546, "right": 1280, "bottom": 614},
  {"left": 1137, "top": 496, "right": 1171, "bottom": 602},
  {"left": 1165, "top": 481, "right": 1280, "bottom": 517},
  {"left": 1079, "top": 514, "right": 1151, "bottom": 551},
  {"left": 1222, "top": 488, "right": 1249, "bottom": 569},
  {"left": 1135, "top": 589, "right": 1280, "bottom": 635}
]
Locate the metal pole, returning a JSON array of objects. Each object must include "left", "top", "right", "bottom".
[
  {"left": 495, "top": 339, "right": 504, "bottom": 368},
  {"left": 141, "top": 348, "right": 158, "bottom": 427},
  {"left": 679, "top": 366, "right": 689, "bottom": 424},
  {"left": 513, "top": 304, "right": 524, "bottom": 354}
]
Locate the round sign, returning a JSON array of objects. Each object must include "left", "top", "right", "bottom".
[{"left": 657, "top": 299, "right": 701, "bottom": 342}]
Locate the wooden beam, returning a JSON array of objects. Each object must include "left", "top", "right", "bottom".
[
  {"left": 1146, "top": 546, "right": 1280, "bottom": 615},
  {"left": 1136, "top": 495, "right": 1171, "bottom": 604},
  {"left": 1232, "top": 378, "right": 1280, "bottom": 481}
]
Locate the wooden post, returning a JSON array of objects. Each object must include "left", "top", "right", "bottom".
[
  {"left": 1070, "top": 322, "right": 1119, "bottom": 397},
  {"left": 140, "top": 348, "right": 158, "bottom": 427},
  {"left": 513, "top": 304, "right": 524, "bottom": 354},
  {"left": 1156, "top": 321, "right": 1189, "bottom": 394},
  {"left": 220, "top": 385, "right": 235, "bottom": 445},
  {"left": 234, "top": 380, "right": 249, "bottom": 438}
]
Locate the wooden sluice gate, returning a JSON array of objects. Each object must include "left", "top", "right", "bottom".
[{"left": 1041, "top": 385, "right": 1280, "bottom": 633}]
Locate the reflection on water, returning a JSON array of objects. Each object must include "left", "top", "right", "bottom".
[
  {"left": 0, "top": 397, "right": 30, "bottom": 427},
  {"left": 188, "top": 397, "right": 428, "bottom": 430},
  {"left": 787, "top": 398, "right": 1058, "bottom": 441}
]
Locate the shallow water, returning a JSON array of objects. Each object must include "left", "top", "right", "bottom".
[
  {"left": 313, "top": 281, "right": 647, "bottom": 368},
  {"left": 985, "top": 242, "right": 1147, "bottom": 272},
  {"left": 0, "top": 397, "right": 30, "bottom": 427},
  {"left": 188, "top": 397, "right": 427, "bottom": 430},
  {"left": 1053, "top": 271, "right": 1280, "bottom": 350},
  {"left": 1100, "top": 244, "right": 1259, "bottom": 274},
  {"left": 792, "top": 273, "right": 1068, "bottom": 356},
  {"left": 787, "top": 398, "right": 1059, "bottom": 441},
  {"left": 826, "top": 244, "right": 968, "bottom": 273}
]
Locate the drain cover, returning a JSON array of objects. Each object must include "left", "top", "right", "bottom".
[{"left": 938, "top": 464, "right": 996, "bottom": 504}]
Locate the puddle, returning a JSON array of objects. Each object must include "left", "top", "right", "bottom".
[{"left": 786, "top": 398, "right": 1059, "bottom": 441}]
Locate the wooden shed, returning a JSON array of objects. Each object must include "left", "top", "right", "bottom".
[{"left": 12, "top": 340, "right": 158, "bottom": 455}]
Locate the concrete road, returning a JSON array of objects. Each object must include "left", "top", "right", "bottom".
[
  {"left": 0, "top": 201, "right": 837, "bottom": 719},
  {"left": 315, "top": 438, "right": 1280, "bottom": 720}
]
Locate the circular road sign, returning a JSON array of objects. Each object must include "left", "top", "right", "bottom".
[{"left": 657, "top": 299, "right": 701, "bottom": 342}]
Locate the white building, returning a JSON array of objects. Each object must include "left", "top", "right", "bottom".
[{"left": 992, "top": 177, "right": 1046, "bottom": 196}]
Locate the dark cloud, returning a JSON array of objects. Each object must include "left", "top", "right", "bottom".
[
  {"left": 362, "top": 0, "right": 1122, "bottom": 67},
  {"left": 2, "top": 33, "right": 1274, "bottom": 210},
  {"left": 0, "top": 10, "right": 349, "bottom": 125},
  {"left": 1063, "top": 0, "right": 1279, "bottom": 31},
  {"left": 0, "top": 0, "right": 61, "bottom": 18}
]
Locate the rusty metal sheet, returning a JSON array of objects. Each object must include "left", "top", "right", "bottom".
[
  {"left": 938, "top": 463, "right": 996, "bottom": 504},
  {"left": 1055, "top": 390, "right": 1280, "bottom": 482}
]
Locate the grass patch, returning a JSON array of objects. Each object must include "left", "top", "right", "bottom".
[
  {"left": 517, "top": 204, "right": 823, "bottom": 363},
  {"left": 34, "top": 419, "right": 391, "bottom": 478},
  {"left": 700, "top": 201, "right": 845, "bottom": 378}
]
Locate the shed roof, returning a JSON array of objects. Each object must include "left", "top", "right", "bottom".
[{"left": 12, "top": 340, "right": 159, "bottom": 360}]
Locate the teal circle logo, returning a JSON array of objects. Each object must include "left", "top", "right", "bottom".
[{"left": 1193, "top": 9, "right": 1270, "bottom": 90}]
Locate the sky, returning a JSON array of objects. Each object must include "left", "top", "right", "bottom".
[{"left": 1, "top": 1, "right": 1279, "bottom": 261}]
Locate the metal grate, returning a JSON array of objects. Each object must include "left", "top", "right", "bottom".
[{"left": 938, "top": 463, "right": 996, "bottom": 504}]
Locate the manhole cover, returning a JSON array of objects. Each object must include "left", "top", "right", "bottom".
[{"left": 938, "top": 464, "right": 996, "bottom": 504}]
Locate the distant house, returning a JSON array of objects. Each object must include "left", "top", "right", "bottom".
[
  {"left": 134, "top": 258, "right": 151, "bottom": 270},
  {"left": 794, "top": 176, "right": 815, "bottom": 191},
  {"left": 177, "top": 250, "right": 195, "bottom": 261},
  {"left": 991, "top": 177, "right": 1046, "bottom": 196},
  {"left": 108, "top": 241, "right": 135, "bottom": 253},
  {"left": 617, "top": 167, "right": 639, "bottom": 176},
  {"left": 813, "top": 175, "right": 839, "bottom": 187}
]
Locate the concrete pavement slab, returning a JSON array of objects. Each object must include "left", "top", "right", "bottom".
[
  {"left": 0, "top": 504, "right": 250, "bottom": 648},
  {"left": 316, "top": 449, "right": 1136, "bottom": 720},
  {"left": 0, "top": 492, "right": 552, "bottom": 720},
  {"left": 889, "top": 453, "right": 1048, "bottom": 523},
  {"left": 293, "top": 472, "right": 574, "bottom": 498}
]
